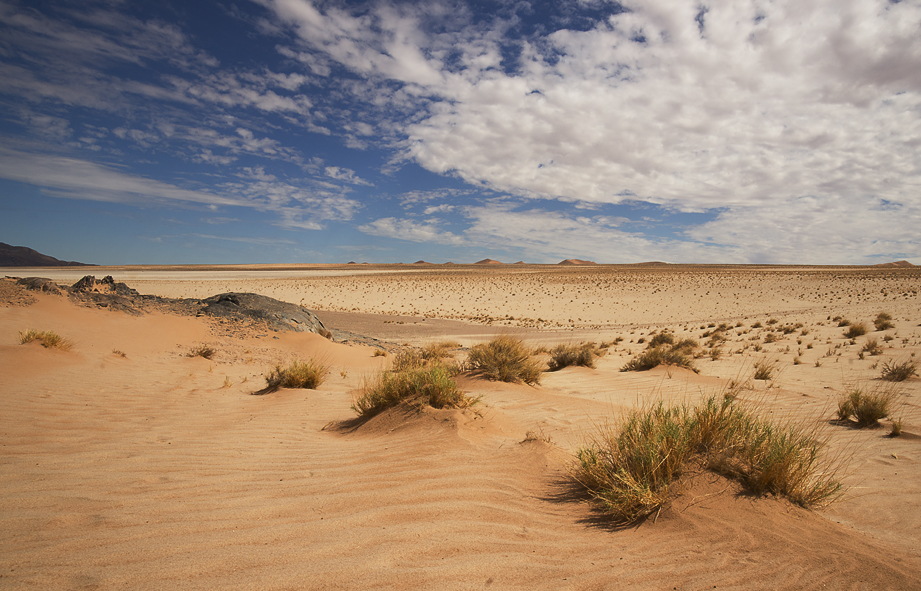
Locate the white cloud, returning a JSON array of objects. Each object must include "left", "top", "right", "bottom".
[
  {"left": 324, "top": 165, "right": 373, "bottom": 186},
  {"left": 423, "top": 204, "right": 454, "bottom": 215},
  {"left": 358, "top": 217, "right": 466, "bottom": 245}
]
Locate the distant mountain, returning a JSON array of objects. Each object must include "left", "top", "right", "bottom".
[
  {"left": 872, "top": 260, "right": 915, "bottom": 268},
  {"left": 558, "top": 259, "right": 597, "bottom": 265},
  {"left": 474, "top": 258, "right": 503, "bottom": 265},
  {"left": 0, "top": 242, "right": 93, "bottom": 267}
]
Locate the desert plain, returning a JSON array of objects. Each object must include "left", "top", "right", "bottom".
[{"left": 1, "top": 263, "right": 920, "bottom": 590}]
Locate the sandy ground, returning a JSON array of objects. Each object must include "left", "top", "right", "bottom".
[{"left": 1, "top": 265, "right": 920, "bottom": 590}]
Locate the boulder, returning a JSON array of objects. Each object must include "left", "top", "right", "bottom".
[{"left": 200, "top": 293, "right": 328, "bottom": 334}]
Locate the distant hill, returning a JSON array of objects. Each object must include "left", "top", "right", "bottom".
[
  {"left": 558, "top": 259, "right": 597, "bottom": 266},
  {"left": 474, "top": 258, "right": 503, "bottom": 265},
  {"left": 872, "top": 260, "right": 915, "bottom": 268},
  {"left": 0, "top": 242, "right": 93, "bottom": 267}
]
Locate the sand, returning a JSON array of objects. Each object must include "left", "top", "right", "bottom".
[{"left": 1, "top": 265, "right": 920, "bottom": 590}]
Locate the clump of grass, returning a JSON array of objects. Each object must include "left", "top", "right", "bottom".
[
  {"left": 547, "top": 343, "right": 598, "bottom": 371},
  {"left": 187, "top": 344, "right": 215, "bottom": 359},
  {"left": 880, "top": 358, "right": 918, "bottom": 382},
  {"left": 862, "top": 338, "right": 883, "bottom": 356},
  {"left": 890, "top": 418, "right": 903, "bottom": 437},
  {"left": 467, "top": 336, "right": 542, "bottom": 385},
  {"left": 874, "top": 312, "right": 895, "bottom": 331},
  {"left": 422, "top": 341, "right": 460, "bottom": 361},
  {"left": 647, "top": 332, "right": 675, "bottom": 348},
  {"left": 844, "top": 323, "right": 867, "bottom": 339},
  {"left": 351, "top": 364, "right": 478, "bottom": 418},
  {"left": 753, "top": 358, "right": 779, "bottom": 381},
  {"left": 621, "top": 347, "right": 698, "bottom": 373},
  {"left": 19, "top": 329, "right": 73, "bottom": 351},
  {"left": 255, "top": 359, "right": 328, "bottom": 394},
  {"left": 836, "top": 384, "right": 898, "bottom": 427},
  {"left": 572, "top": 396, "right": 843, "bottom": 523}
]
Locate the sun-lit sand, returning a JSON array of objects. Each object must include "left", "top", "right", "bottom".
[{"left": 1, "top": 264, "right": 920, "bottom": 589}]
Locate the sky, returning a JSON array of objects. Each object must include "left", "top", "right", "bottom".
[{"left": 1, "top": 0, "right": 920, "bottom": 265}]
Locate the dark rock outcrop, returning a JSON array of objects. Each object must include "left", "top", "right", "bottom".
[
  {"left": 200, "top": 293, "right": 328, "bottom": 334},
  {"left": 16, "top": 277, "right": 63, "bottom": 294}
]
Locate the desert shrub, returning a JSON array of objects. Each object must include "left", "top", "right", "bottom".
[
  {"left": 753, "top": 359, "right": 779, "bottom": 381},
  {"left": 647, "top": 332, "right": 675, "bottom": 348},
  {"left": 467, "top": 336, "right": 542, "bottom": 384},
  {"left": 837, "top": 318, "right": 851, "bottom": 327},
  {"left": 836, "top": 384, "right": 898, "bottom": 427},
  {"left": 262, "top": 359, "right": 328, "bottom": 392},
  {"left": 373, "top": 349, "right": 387, "bottom": 357},
  {"left": 351, "top": 364, "right": 477, "bottom": 418},
  {"left": 18, "top": 329, "right": 73, "bottom": 350},
  {"left": 844, "top": 323, "right": 867, "bottom": 338},
  {"left": 861, "top": 338, "right": 883, "bottom": 356},
  {"left": 763, "top": 333, "right": 778, "bottom": 344},
  {"left": 547, "top": 343, "right": 597, "bottom": 371},
  {"left": 187, "top": 344, "right": 215, "bottom": 359},
  {"left": 422, "top": 341, "right": 460, "bottom": 361},
  {"left": 874, "top": 312, "right": 895, "bottom": 331},
  {"left": 880, "top": 359, "right": 918, "bottom": 382},
  {"left": 391, "top": 349, "right": 424, "bottom": 372},
  {"left": 621, "top": 347, "right": 698, "bottom": 373},
  {"left": 572, "top": 396, "right": 843, "bottom": 523}
]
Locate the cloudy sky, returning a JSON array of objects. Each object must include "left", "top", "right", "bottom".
[{"left": 1, "top": 0, "right": 919, "bottom": 264}]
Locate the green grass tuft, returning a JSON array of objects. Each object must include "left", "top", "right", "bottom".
[{"left": 467, "top": 336, "right": 542, "bottom": 384}]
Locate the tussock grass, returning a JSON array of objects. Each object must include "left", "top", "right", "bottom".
[
  {"left": 187, "top": 344, "right": 215, "bottom": 359},
  {"left": 351, "top": 364, "right": 478, "bottom": 418},
  {"left": 572, "top": 396, "right": 844, "bottom": 524},
  {"left": 391, "top": 349, "right": 424, "bottom": 372},
  {"left": 862, "top": 338, "right": 883, "bottom": 356},
  {"left": 467, "top": 336, "right": 542, "bottom": 384},
  {"left": 836, "top": 383, "right": 898, "bottom": 427},
  {"left": 844, "top": 323, "right": 868, "bottom": 339},
  {"left": 19, "top": 329, "right": 73, "bottom": 350},
  {"left": 422, "top": 341, "right": 460, "bottom": 361},
  {"left": 547, "top": 343, "right": 598, "bottom": 371},
  {"left": 753, "top": 358, "right": 779, "bottom": 381},
  {"left": 874, "top": 312, "right": 895, "bottom": 331},
  {"left": 255, "top": 359, "right": 328, "bottom": 394},
  {"left": 880, "top": 358, "right": 918, "bottom": 382},
  {"left": 621, "top": 346, "right": 698, "bottom": 373}
]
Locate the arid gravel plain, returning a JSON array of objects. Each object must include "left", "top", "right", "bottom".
[{"left": 1, "top": 263, "right": 920, "bottom": 590}]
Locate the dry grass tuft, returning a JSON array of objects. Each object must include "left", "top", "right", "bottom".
[
  {"left": 844, "top": 323, "right": 868, "bottom": 339},
  {"left": 467, "top": 336, "right": 542, "bottom": 384},
  {"left": 187, "top": 344, "right": 216, "bottom": 359},
  {"left": 862, "top": 338, "right": 883, "bottom": 356},
  {"left": 547, "top": 343, "right": 598, "bottom": 371},
  {"left": 874, "top": 312, "right": 895, "bottom": 331},
  {"left": 351, "top": 364, "right": 478, "bottom": 418},
  {"left": 572, "top": 396, "right": 844, "bottom": 524},
  {"left": 19, "top": 329, "right": 73, "bottom": 351},
  {"left": 836, "top": 383, "right": 898, "bottom": 427},
  {"left": 753, "top": 358, "right": 779, "bottom": 381},
  {"left": 880, "top": 358, "right": 918, "bottom": 382},
  {"left": 255, "top": 359, "right": 328, "bottom": 394},
  {"left": 621, "top": 345, "right": 698, "bottom": 373}
]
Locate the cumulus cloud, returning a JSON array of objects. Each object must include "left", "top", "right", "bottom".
[
  {"left": 358, "top": 217, "right": 466, "bottom": 245},
  {"left": 324, "top": 166, "right": 373, "bottom": 185}
]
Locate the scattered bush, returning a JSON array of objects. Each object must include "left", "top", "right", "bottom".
[
  {"left": 19, "top": 329, "right": 73, "bottom": 350},
  {"left": 256, "top": 359, "right": 328, "bottom": 394},
  {"left": 880, "top": 359, "right": 918, "bottom": 382},
  {"left": 391, "top": 349, "right": 424, "bottom": 372},
  {"left": 844, "top": 323, "right": 867, "bottom": 339},
  {"left": 187, "top": 344, "right": 215, "bottom": 359},
  {"left": 351, "top": 364, "right": 477, "bottom": 418},
  {"left": 647, "top": 332, "right": 675, "bottom": 348},
  {"left": 874, "top": 312, "right": 895, "bottom": 331},
  {"left": 836, "top": 384, "right": 898, "bottom": 427},
  {"left": 837, "top": 318, "right": 851, "bottom": 327},
  {"left": 467, "top": 336, "right": 542, "bottom": 385},
  {"left": 422, "top": 341, "right": 460, "bottom": 361},
  {"left": 753, "top": 359, "right": 779, "bottom": 381},
  {"left": 572, "top": 396, "right": 843, "bottom": 523},
  {"left": 373, "top": 349, "right": 388, "bottom": 357},
  {"left": 547, "top": 343, "right": 598, "bottom": 371},
  {"left": 621, "top": 347, "right": 698, "bottom": 373},
  {"left": 861, "top": 338, "right": 883, "bottom": 356}
]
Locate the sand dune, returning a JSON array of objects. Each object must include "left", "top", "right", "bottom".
[{"left": 1, "top": 267, "right": 920, "bottom": 590}]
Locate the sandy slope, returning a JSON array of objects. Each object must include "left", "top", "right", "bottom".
[{"left": 1, "top": 268, "right": 920, "bottom": 590}]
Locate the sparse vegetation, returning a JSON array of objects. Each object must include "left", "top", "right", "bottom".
[
  {"left": 547, "top": 343, "right": 598, "bottom": 371},
  {"left": 256, "top": 359, "right": 328, "bottom": 394},
  {"left": 373, "top": 349, "right": 388, "bottom": 357},
  {"left": 351, "top": 364, "right": 478, "bottom": 418},
  {"left": 874, "top": 312, "right": 895, "bottom": 332},
  {"left": 753, "top": 358, "right": 779, "bottom": 381},
  {"left": 844, "top": 323, "right": 867, "bottom": 339},
  {"left": 880, "top": 358, "right": 918, "bottom": 382},
  {"left": 187, "top": 344, "right": 215, "bottom": 359},
  {"left": 467, "top": 336, "right": 542, "bottom": 384},
  {"left": 836, "top": 384, "right": 898, "bottom": 427},
  {"left": 572, "top": 396, "right": 844, "bottom": 524},
  {"left": 19, "top": 329, "right": 73, "bottom": 350},
  {"left": 861, "top": 338, "right": 883, "bottom": 356},
  {"left": 621, "top": 346, "right": 698, "bottom": 373}
]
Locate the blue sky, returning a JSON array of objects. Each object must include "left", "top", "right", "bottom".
[{"left": 1, "top": 0, "right": 919, "bottom": 265}]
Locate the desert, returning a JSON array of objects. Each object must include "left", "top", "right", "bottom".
[{"left": 2, "top": 263, "right": 920, "bottom": 590}]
